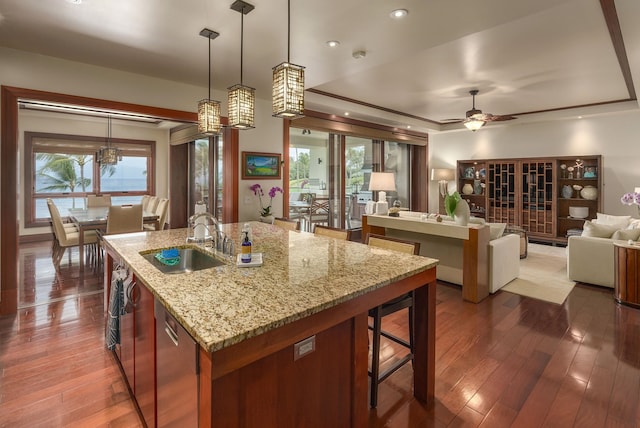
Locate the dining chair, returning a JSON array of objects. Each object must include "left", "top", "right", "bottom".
[
  {"left": 141, "top": 195, "right": 151, "bottom": 211},
  {"left": 365, "top": 233, "right": 420, "bottom": 408},
  {"left": 87, "top": 194, "right": 112, "bottom": 208},
  {"left": 273, "top": 217, "right": 300, "bottom": 231},
  {"left": 95, "top": 204, "right": 144, "bottom": 271},
  {"left": 144, "top": 198, "right": 169, "bottom": 231},
  {"left": 313, "top": 225, "right": 351, "bottom": 241},
  {"left": 106, "top": 204, "right": 144, "bottom": 235},
  {"left": 46, "top": 199, "right": 98, "bottom": 269},
  {"left": 308, "top": 197, "right": 330, "bottom": 231},
  {"left": 147, "top": 196, "right": 160, "bottom": 213}
]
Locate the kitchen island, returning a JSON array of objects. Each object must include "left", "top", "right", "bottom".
[{"left": 102, "top": 222, "right": 438, "bottom": 427}]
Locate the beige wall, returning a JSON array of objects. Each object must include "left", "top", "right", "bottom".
[
  {"left": 429, "top": 111, "right": 640, "bottom": 217},
  {"left": 1, "top": 47, "right": 287, "bottom": 227}
]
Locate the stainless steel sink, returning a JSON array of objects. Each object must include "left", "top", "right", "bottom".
[{"left": 140, "top": 246, "right": 225, "bottom": 274}]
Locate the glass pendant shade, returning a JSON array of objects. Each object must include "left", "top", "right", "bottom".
[
  {"left": 198, "top": 98, "right": 222, "bottom": 134},
  {"left": 464, "top": 117, "right": 486, "bottom": 131},
  {"left": 97, "top": 116, "right": 121, "bottom": 165},
  {"left": 272, "top": 62, "right": 305, "bottom": 118},
  {"left": 98, "top": 147, "right": 121, "bottom": 165},
  {"left": 228, "top": 84, "right": 255, "bottom": 129}
]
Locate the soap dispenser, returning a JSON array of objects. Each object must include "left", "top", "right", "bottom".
[{"left": 241, "top": 230, "right": 252, "bottom": 263}]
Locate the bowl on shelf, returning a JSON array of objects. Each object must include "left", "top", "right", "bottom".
[{"left": 569, "top": 206, "right": 589, "bottom": 219}]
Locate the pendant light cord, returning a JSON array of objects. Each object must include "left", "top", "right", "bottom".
[
  {"left": 208, "top": 35, "right": 212, "bottom": 100},
  {"left": 107, "top": 115, "right": 112, "bottom": 148},
  {"left": 287, "top": 0, "right": 291, "bottom": 63},
  {"left": 240, "top": 7, "right": 244, "bottom": 85}
]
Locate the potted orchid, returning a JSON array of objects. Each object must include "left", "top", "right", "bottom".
[
  {"left": 250, "top": 183, "right": 283, "bottom": 221},
  {"left": 621, "top": 191, "right": 640, "bottom": 215}
]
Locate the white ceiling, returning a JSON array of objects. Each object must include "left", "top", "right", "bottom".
[{"left": 1, "top": 0, "right": 638, "bottom": 133}]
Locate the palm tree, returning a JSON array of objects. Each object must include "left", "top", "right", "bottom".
[{"left": 36, "top": 153, "right": 92, "bottom": 208}]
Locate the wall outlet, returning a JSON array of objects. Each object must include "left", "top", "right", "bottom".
[
  {"left": 244, "top": 196, "right": 252, "bottom": 205},
  {"left": 293, "top": 335, "right": 316, "bottom": 361}
]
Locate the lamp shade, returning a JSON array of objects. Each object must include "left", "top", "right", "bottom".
[
  {"left": 635, "top": 187, "right": 640, "bottom": 194},
  {"left": 198, "top": 99, "right": 222, "bottom": 134},
  {"left": 369, "top": 172, "right": 396, "bottom": 192},
  {"left": 98, "top": 147, "right": 121, "bottom": 165},
  {"left": 228, "top": 84, "right": 255, "bottom": 129},
  {"left": 431, "top": 168, "right": 455, "bottom": 182},
  {"left": 272, "top": 62, "right": 305, "bottom": 118}
]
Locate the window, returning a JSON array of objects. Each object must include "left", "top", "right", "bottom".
[{"left": 25, "top": 131, "right": 155, "bottom": 228}]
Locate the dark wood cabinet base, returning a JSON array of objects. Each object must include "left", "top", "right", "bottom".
[{"left": 614, "top": 243, "right": 640, "bottom": 308}]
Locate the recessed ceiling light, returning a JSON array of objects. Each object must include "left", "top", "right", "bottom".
[
  {"left": 326, "top": 40, "right": 340, "bottom": 48},
  {"left": 407, "top": 125, "right": 411, "bottom": 129},
  {"left": 66, "top": 0, "right": 82, "bottom": 4},
  {"left": 390, "top": 9, "right": 408, "bottom": 19},
  {"left": 344, "top": 112, "right": 350, "bottom": 116}
]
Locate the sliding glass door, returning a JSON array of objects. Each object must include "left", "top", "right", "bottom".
[
  {"left": 188, "top": 135, "right": 224, "bottom": 221},
  {"left": 289, "top": 128, "right": 412, "bottom": 232}
]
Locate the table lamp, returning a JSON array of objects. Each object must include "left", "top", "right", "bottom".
[
  {"left": 431, "top": 168, "right": 455, "bottom": 214},
  {"left": 369, "top": 172, "right": 396, "bottom": 215}
]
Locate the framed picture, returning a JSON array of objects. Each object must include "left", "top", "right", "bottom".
[
  {"left": 583, "top": 166, "right": 597, "bottom": 178},
  {"left": 242, "top": 151, "right": 282, "bottom": 179}
]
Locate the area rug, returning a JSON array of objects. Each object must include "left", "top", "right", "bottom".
[{"left": 501, "top": 242, "right": 575, "bottom": 305}]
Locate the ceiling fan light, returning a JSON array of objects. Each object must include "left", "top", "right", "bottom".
[
  {"left": 464, "top": 117, "right": 486, "bottom": 131},
  {"left": 228, "top": 84, "right": 255, "bottom": 129}
]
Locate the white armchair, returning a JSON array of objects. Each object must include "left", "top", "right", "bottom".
[
  {"left": 488, "top": 233, "right": 521, "bottom": 293},
  {"left": 567, "top": 235, "right": 615, "bottom": 288}
]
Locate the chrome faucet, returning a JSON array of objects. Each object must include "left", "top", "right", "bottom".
[{"left": 187, "top": 212, "right": 220, "bottom": 247}]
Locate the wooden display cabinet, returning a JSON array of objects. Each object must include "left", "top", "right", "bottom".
[
  {"left": 457, "top": 155, "right": 602, "bottom": 244},
  {"left": 457, "top": 161, "right": 487, "bottom": 218},
  {"left": 556, "top": 155, "right": 602, "bottom": 240},
  {"left": 520, "top": 160, "right": 555, "bottom": 238}
]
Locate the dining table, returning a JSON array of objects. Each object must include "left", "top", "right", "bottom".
[{"left": 68, "top": 207, "right": 159, "bottom": 271}]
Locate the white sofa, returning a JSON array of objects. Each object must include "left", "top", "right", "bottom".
[
  {"left": 567, "top": 214, "right": 640, "bottom": 288},
  {"left": 385, "top": 212, "right": 520, "bottom": 294}
]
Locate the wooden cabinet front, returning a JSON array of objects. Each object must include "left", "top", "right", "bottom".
[
  {"left": 104, "top": 252, "right": 156, "bottom": 428},
  {"left": 457, "top": 155, "right": 601, "bottom": 243},
  {"left": 134, "top": 279, "right": 156, "bottom": 428}
]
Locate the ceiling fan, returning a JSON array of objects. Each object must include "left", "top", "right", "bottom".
[{"left": 444, "top": 89, "right": 517, "bottom": 131}]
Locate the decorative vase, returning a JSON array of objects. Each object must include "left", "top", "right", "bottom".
[
  {"left": 580, "top": 185, "right": 598, "bottom": 200},
  {"left": 453, "top": 199, "right": 470, "bottom": 226},
  {"left": 259, "top": 214, "right": 274, "bottom": 224},
  {"left": 561, "top": 185, "right": 573, "bottom": 199},
  {"left": 473, "top": 179, "right": 482, "bottom": 195},
  {"left": 462, "top": 183, "right": 474, "bottom": 195}
]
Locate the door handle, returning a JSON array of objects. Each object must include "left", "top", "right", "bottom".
[{"left": 164, "top": 319, "right": 179, "bottom": 346}]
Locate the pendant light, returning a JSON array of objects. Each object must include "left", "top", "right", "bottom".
[
  {"left": 272, "top": 0, "right": 305, "bottom": 119},
  {"left": 228, "top": 1, "right": 255, "bottom": 129},
  {"left": 198, "top": 28, "right": 222, "bottom": 135},
  {"left": 97, "top": 115, "right": 122, "bottom": 165}
]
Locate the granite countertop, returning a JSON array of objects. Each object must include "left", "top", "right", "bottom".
[{"left": 103, "top": 222, "right": 438, "bottom": 353}]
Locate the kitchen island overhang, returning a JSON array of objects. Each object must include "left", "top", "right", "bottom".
[{"left": 103, "top": 223, "right": 438, "bottom": 427}]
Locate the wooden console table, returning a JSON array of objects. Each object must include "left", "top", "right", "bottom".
[
  {"left": 614, "top": 242, "right": 640, "bottom": 308},
  {"left": 362, "top": 214, "right": 489, "bottom": 303}
]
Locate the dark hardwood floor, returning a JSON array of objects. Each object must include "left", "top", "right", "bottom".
[{"left": 1, "top": 241, "right": 639, "bottom": 427}]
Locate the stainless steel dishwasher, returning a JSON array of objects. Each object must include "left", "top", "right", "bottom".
[{"left": 155, "top": 298, "right": 199, "bottom": 428}]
